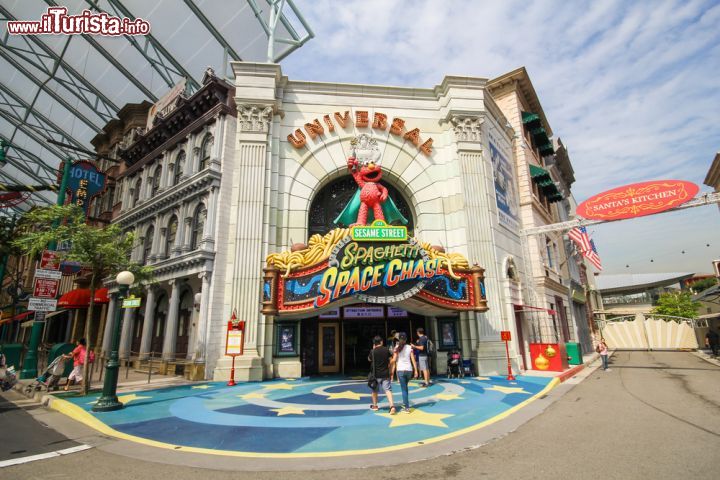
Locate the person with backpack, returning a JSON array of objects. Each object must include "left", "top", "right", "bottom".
[
  {"left": 368, "top": 335, "right": 397, "bottom": 415},
  {"left": 411, "top": 327, "right": 433, "bottom": 387}
]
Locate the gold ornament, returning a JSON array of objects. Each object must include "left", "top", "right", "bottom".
[
  {"left": 544, "top": 345, "right": 557, "bottom": 358},
  {"left": 534, "top": 353, "right": 550, "bottom": 370}
]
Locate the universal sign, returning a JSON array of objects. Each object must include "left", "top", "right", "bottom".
[
  {"left": 576, "top": 180, "right": 698, "bottom": 221},
  {"left": 287, "top": 110, "right": 434, "bottom": 156}
]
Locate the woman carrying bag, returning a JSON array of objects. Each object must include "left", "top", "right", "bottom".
[{"left": 393, "top": 332, "right": 418, "bottom": 414}]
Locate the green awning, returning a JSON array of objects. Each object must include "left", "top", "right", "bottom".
[
  {"left": 529, "top": 164, "right": 563, "bottom": 203},
  {"left": 522, "top": 111, "right": 541, "bottom": 124}
]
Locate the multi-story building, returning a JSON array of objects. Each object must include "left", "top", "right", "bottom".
[{"left": 103, "top": 69, "right": 236, "bottom": 379}]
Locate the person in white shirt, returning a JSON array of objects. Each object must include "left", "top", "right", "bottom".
[{"left": 392, "top": 332, "right": 418, "bottom": 413}]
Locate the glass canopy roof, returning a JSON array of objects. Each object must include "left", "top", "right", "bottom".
[{"left": 0, "top": 0, "right": 313, "bottom": 215}]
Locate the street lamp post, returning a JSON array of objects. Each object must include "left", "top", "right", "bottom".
[{"left": 93, "top": 271, "right": 134, "bottom": 412}]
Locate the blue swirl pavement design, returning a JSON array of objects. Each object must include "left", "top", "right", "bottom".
[{"left": 59, "top": 375, "right": 555, "bottom": 456}]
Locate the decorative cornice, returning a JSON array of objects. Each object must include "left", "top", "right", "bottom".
[
  {"left": 149, "top": 250, "right": 215, "bottom": 278},
  {"left": 237, "top": 104, "right": 273, "bottom": 133},
  {"left": 115, "top": 169, "right": 220, "bottom": 226}
]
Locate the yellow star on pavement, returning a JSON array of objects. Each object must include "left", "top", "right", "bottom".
[
  {"left": 238, "top": 392, "right": 267, "bottom": 400},
  {"left": 487, "top": 385, "right": 530, "bottom": 395},
  {"left": 264, "top": 383, "right": 297, "bottom": 390},
  {"left": 325, "top": 390, "right": 362, "bottom": 400},
  {"left": 378, "top": 408, "right": 453, "bottom": 428},
  {"left": 475, "top": 376, "right": 491, "bottom": 381},
  {"left": 191, "top": 385, "right": 212, "bottom": 389},
  {"left": 434, "top": 393, "right": 463, "bottom": 401},
  {"left": 270, "top": 406, "right": 306, "bottom": 416},
  {"left": 117, "top": 393, "right": 151, "bottom": 405},
  {"left": 350, "top": 376, "right": 366, "bottom": 380}
]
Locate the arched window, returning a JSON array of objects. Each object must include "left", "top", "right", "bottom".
[
  {"left": 132, "top": 178, "right": 142, "bottom": 207},
  {"left": 308, "top": 176, "right": 414, "bottom": 238},
  {"left": 152, "top": 166, "right": 162, "bottom": 195},
  {"left": 143, "top": 226, "right": 154, "bottom": 264},
  {"left": 191, "top": 203, "right": 207, "bottom": 250},
  {"left": 199, "top": 135, "right": 213, "bottom": 170},
  {"left": 166, "top": 215, "right": 178, "bottom": 257},
  {"left": 173, "top": 151, "right": 185, "bottom": 185}
]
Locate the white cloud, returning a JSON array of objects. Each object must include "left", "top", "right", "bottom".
[{"left": 284, "top": 0, "right": 720, "bottom": 273}]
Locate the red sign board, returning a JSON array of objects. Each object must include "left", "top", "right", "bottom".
[
  {"left": 576, "top": 180, "right": 698, "bottom": 221},
  {"left": 33, "top": 278, "right": 59, "bottom": 298},
  {"left": 40, "top": 250, "right": 60, "bottom": 270},
  {"left": 500, "top": 331, "right": 511, "bottom": 341}
]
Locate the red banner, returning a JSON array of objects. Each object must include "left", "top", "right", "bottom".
[
  {"left": 576, "top": 180, "right": 698, "bottom": 221},
  {"left": 40, "top": 250, "right": 60, "bottom": 270}
]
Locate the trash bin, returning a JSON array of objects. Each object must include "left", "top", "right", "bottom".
[
  {"left": 48, "top": 343, "right": 75, "bottom": 377},
  {"left": 0, "top": 343, "right": 23, "bottom": 370},
  {"left": 565, "top": 342, "right": 583, "bottom": 365}
]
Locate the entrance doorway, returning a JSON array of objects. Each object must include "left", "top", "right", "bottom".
[
  {"left": 318, "top": 323, "right": 340, "bottom": 373},
  {"left": 302, "top": 305, "right": 428, "bottom": 376}
]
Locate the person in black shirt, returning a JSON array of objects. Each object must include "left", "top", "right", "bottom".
[{"left": 368, "top": 335, "right": 396, "bottom": 414}]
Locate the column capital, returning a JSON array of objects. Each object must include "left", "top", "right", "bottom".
[
  {"left": 450, "top": 114, "right": 485, "bottom": 143},
  {"left": 237, "top": 104, "right": 274, "bottom": 133}
]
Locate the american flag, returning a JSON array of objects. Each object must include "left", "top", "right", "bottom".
[
  {"left": 585, "top": 238, "right": 603, "bottom": 271},
  {"left": 568, "top": 226, "right": 602, "bottom": 270},
  {"left": 568, "top": 226, "right": 591, "bottom": 252}
]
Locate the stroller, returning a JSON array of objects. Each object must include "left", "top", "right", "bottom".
[
  {"left": 446, "top": 348, "right": 463, "bottom": 378},
  {"left": 24, "top": 355, "right": 67, "bottom": 394},
  {"left": 1, "top": 353, "right": 18, "bottom": 392}
]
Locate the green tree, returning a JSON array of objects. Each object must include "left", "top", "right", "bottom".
[
  {"left": 651, "top": 291, "right": 701, "bottom": 319},
  {"left": 689, "top": 277, "right": 718, "bottom": 293},
  {"left": 13, "top": 205, "right": 153, "bottom": 395}
]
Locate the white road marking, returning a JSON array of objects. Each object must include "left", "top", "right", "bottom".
[{"left": 0, "top": 444, "right": 92, "bottom": 468}]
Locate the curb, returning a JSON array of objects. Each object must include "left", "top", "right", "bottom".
[{"left": 555, "top": 352, "right": 604, "bottom": 383}]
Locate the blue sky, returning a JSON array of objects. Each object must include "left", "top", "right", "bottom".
[{"left": 283, "top": 0, "right": 720, "bottom": 275}]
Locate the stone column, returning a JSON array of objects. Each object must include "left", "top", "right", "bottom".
[
  {"left": 202, "top": 187, "right": 217, "bottom": 250},
  {"left": 182, "top": 217, "right": 193, "bottom": 253},
  {"left": 101, "top": 293, "right": 117, "bottom": 356},
  {"left": 118, "top": 308, "right": 136, "bottom": 360},
  {"left": 162, "top": 280, "right": 181, "bottom": 361},
  {"left": 193, "top": 272, "right": 212, "bottom": 362},
  {"left": 138, "top": 286, "right": 157, "bottom": 359}
]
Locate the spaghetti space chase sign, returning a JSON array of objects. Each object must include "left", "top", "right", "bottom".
[{"left": 314, "top": 223, "right": 441, "bottom": 307}]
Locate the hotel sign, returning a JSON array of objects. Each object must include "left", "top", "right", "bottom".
[{"left": 576, "top": 180, "right": 698, "bottom": 221}]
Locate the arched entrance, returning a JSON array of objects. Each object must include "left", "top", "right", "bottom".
[
  {"left": 308, "top": 176, "right": 414, "bottom": 237},
  {"left": 175, "top": 290, "right": 193, "bottom": 357},
  {"left": 151, "top": 294, "right": 168, "bottom": 355},
  {"left": 302, "top": 175, "right": 423, "bottom": 375}
]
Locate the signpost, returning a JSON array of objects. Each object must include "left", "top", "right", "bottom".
[
  {"left": 33, "top": 278, "right": 59, "bottom": 298},
  {"left": 500, "top": 330, "right": 515, "bottom": 381},
  {"left": 28, "top": 298, "right": 57, "bottom": 312},
  {"left": 225, "top": 310, "right": 245, "bottom": 386}
]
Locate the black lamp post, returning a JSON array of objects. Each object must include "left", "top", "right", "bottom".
[{"left": 93, "top": 271, "right": 134, "bottom": 412}]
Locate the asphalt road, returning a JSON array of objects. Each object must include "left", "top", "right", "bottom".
[
  {"left": 2, "top": 351, "right": 719, "bottom": 479},
  {"left": 0, "top": 391, "right": 78, "bottom": 462}
]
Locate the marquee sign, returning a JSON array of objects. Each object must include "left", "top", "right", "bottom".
[
  {"left": 58, "top": 161, "right": 107, "bottom": 218},
  {"left": 262, "top": 222, "right": 487, "bottom": 316},
  {"left": 576, "top": 180, "right": 698, "bottom": 221}
]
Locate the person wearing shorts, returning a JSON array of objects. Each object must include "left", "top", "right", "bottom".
[
  {"left": 368, "top": 335, "right": 396, "bottom": 415},
  {"left": 412, "top": 328, "right": 431, "bottom": 387},
  {"left": 63, "top": 338, "right": 87, "bottom": 391}
]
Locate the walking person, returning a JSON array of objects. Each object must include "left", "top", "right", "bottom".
[
  {"left": 597, "top": 338, "right": 610, "bottom": 371},
  {"left": 412, "top": 327, "right": 432, "bottom": 387},
  {"left": 393, "top": 332, "right": 418, "bottom": 413},
  {"left": 368, "top": 335, "right": 396, "bottom": 415},
  {"left": 705, "top": 327, "right": 719, "bottom": 356},
  {"left": 63, "top": 338, "right": 87, "bottom": 391},
  {"left": 386, "top": 330, "right": 399, "bottom": 382}
]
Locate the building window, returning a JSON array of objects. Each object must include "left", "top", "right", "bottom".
[
  {"left": 173, "top": 151, "right": 185, "bottom": 185},
  {"left": 132, "top": 178, "right": 142, "bottom": 207},
  {"left": 166, "top": 216, "right": 178, "bottom": 257},
  {"left": 143, "top": 226, "right": 154, "bottom": 264},
  {"left": 191, "top": 203, "right": 207, "bottom": 250},
  {"left": 545, "top": 237, "right": 555, "bottom": 269},
  {"left": 199, "top": 135, "right": 213, "bottom": 170},
  {"left": 152, "top": 166, "right": 162, "bottom": 195}
]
